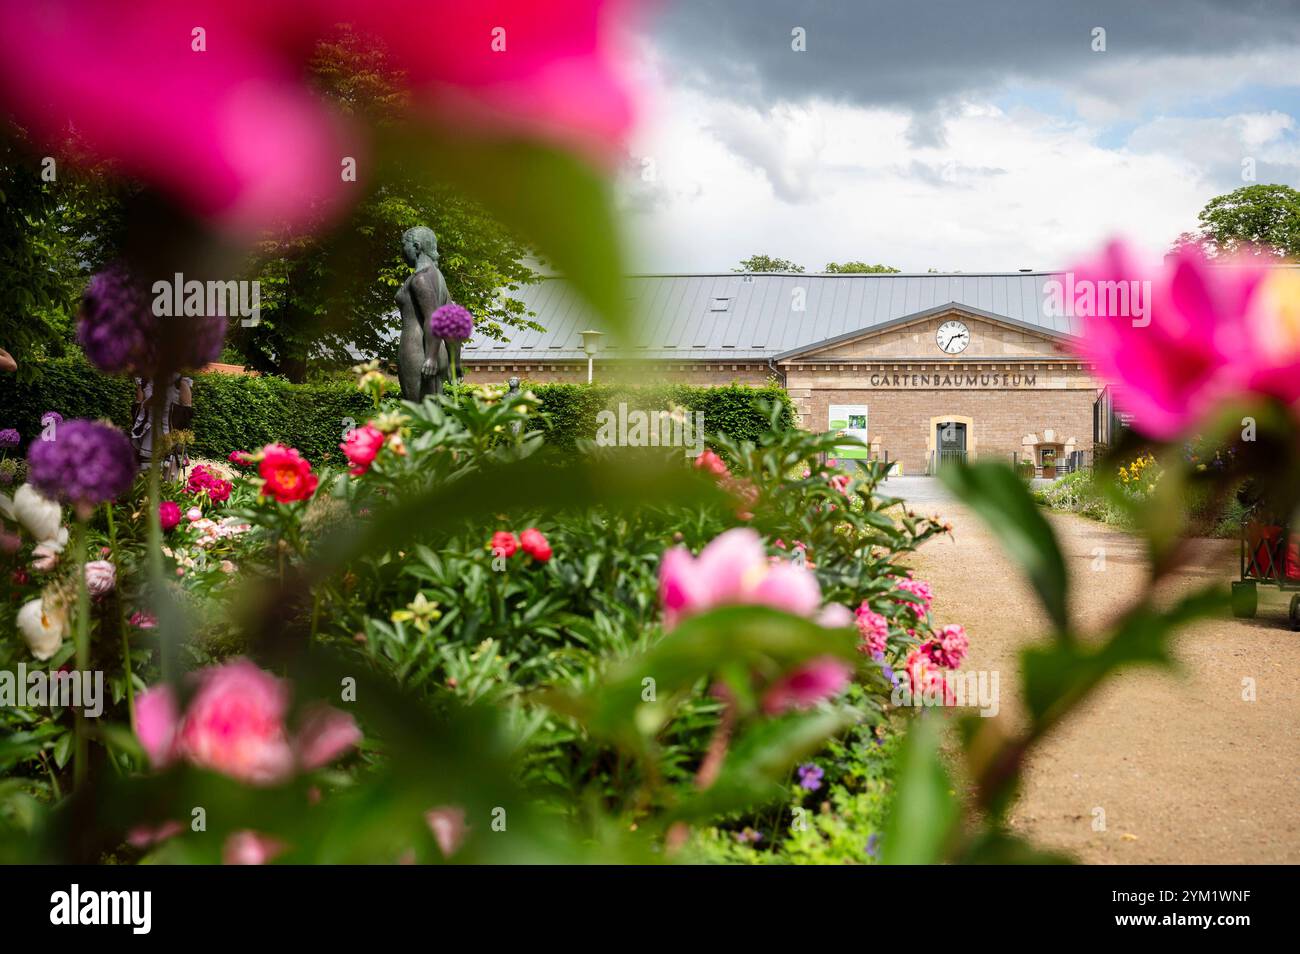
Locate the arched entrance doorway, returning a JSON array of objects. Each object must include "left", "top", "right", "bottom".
[{"left": 928, "top": 415, "right": 973, "bottom": 473}]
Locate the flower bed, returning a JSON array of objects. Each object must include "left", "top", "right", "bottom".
[{"left": 0, "top": 368, "right": 968, "bottom": 863}]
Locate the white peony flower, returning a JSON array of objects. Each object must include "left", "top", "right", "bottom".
[
  {"left": 12, "top": 484, "right": 67, "bottom": 549},
  {"left": 17, "top": 598, "right": 67, "bottom": 660},
  {"left": 84, "top": 559, "right": 116, "bottom": 596}
]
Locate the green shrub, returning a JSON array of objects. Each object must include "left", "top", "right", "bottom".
[
  {"left": 2, "top": 357, "right": 795, "bottom": 464},
  {"left": 522, "top": 381, "right": 796, "bottom": 449},
  {"left": 0, "top": 354, "right": 135, "bottom": 438}
]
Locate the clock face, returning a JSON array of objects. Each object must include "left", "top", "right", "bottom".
[{"left": 936, "top": 320, "right": 970, "bottom": 354}]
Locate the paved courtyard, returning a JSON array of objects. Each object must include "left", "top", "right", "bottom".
[{"left": 896, "top": 491, "right": 1300, "bottom": 863}]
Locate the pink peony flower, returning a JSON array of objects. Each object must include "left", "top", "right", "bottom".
[
  {"left": 126, "top": 820, "right": 185, "bottom": 849},
  {"left": 905, "top": 649, "right": 956, "bottom": 706},
  {"left": 922, "top": 624, "right": 969, "bottom": 669},
  {"left": 815, "top": 603, "right": 854, "bottom": 628},
  {"left": 84, "top": 559, "right": 116, "bottom": 596},
  {"left": 1067, "top": 240, "right": 1300, "bottom": 437},
  {"left": 693, "top": 448, "right": 729, "bottom": 477},
  {"left": 828, "top": 473, "right": 851, "bottom": 496},
  {"left": 159, "top": 500, "right": 181, "bottom": 532},
  {"left": 855, "top": 604, "right": 890, "bottom": 657},
  {"left": 223, "top": 830, "right": 285, "bottom": 865},
  {"left": 658, "top": 528, "right": 822, "bottom": 629},
  {"left": 761, "top": 657, "right": 852, "bottom": 715},
  {"left": 0, "top": 2, "right": 638, "bottom": 240},
  {"left": 294, "top": 703, "right": 364, "bottom": 771},
  {"left": 129, "top": 611, "right": 157, "bottom": 629},
  {"left": 425, "top": 805, "right": 469, "bottom": 858},
  {"left": 186, "top": 507, "right": 203, "bottom": 522},
  {"left": 892, "top": 575, "right": 934, "bottom": 617},
  {"left": 340, "top": 423, "right": 385, "bottom": 477},
  {"left": 133, "top": 658, "right": 358, "bottom": 784}
]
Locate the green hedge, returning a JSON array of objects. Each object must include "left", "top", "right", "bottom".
[
  {"left": 1, "top": 358, "right": 795, "bottom": 462},
  {"left": 0, "top": 356, "right": 371, "bottom": 464},
  {"left": 522, "top": 381, "right": 796, "bottom": 449}
]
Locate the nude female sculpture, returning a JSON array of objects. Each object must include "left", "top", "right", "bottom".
[{"left": 395, "top": 226, "right": 451, "bottom": 401}]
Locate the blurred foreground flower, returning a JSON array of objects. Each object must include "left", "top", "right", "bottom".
[
  {"left": 1069, "top": 240, "right": 1300, "bottom": 438},
  {"left": 0, "top": 0, "right": 638, "bottom": 239},
  {"left": 658, "top": 528, "right": 822, "bottom": 630},
  {"left": 134, "top": 658, "right": 360, "bottom": 784}
]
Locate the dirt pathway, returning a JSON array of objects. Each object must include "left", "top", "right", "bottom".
[{"left": 901, "top": 484, "right": 1300, "bottom": 864}]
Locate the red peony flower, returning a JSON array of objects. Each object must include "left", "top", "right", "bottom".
[
  {"left": 258, "top": 444, "right": 318, "bottom": 503},
  {"left": 340, "top": 423, "right": 385, "bottom": 477},
  {"left": 228, "top": 450, "right": 254, "bottom": 467},
  {"left": 489, "top": 531, "right": 518, "bottom": 558},
  {"left": 519, "top": 527, "right": 552, "bottom": 562},
  {"left": 159, "top": 500, "right": 181, "bottom": 532},
  {"left": 693, "top": 448, "right": 729, "bottom": 477}
]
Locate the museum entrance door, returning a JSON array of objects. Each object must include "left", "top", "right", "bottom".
[{"left": 934, "top": 421, "right": 968, "bottom": 471}]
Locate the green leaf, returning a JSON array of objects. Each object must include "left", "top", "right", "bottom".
[
  {"left": 880, "top": 713, "right": 960, "bottom": 864},
  {"left": 542, "top": 605, "right": 858, "bottom": 751},
  {"left": 941, "top": 460, "right": 1069, "bottom": 636},
  {"left": 671, "top": 706, "right": 858, "bottom": 821}
]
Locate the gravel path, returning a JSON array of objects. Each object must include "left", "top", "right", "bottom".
[{"left": 896, "top": 479, "right": 1300, "bottom": 864}]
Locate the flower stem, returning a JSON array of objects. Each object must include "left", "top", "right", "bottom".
[
  {"left": 146, "top": 375, "right": 168, "bottom": 680},
  {"left": 72, "top": 518, "right": 90, "bottom": 791},
  {"left": 105, "top": 503, "right": 135, "bottom": 726}
]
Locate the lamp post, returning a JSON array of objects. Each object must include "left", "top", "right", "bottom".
[{"left": 579, "top": 329, "right": 603, "bottom": 384}]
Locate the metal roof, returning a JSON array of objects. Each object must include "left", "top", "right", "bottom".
[{"left": 462, "top": 271, "right": 1081, "bottom": 362}]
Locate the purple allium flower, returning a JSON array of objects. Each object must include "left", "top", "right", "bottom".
[
  {"left": 41, "top": 411, "right": 63, "bottom": 427},
  {"left": 428, "top": 303, "right": 474, "bottom": 340},
  {"left": 77, "top": 266, "right": 155, "bottom": 373},
  {"left": 0, "top": 428, "right": 19, "bottom": 448},
  {"left": 77, "top": 266, "right": 226, "bottom": 374},
  {"left": 866, "top": 833, "right": 879, "bottom": 859},
  {"left": 796, "top": 762, "right": 824, "bottom": 791},
  {"left": 27, "top": 419, "right": 136, "bottom": 510}
]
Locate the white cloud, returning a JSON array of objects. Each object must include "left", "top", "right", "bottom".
[{"left": 617, "top": 84, "right": 1215, "bottom": 272}]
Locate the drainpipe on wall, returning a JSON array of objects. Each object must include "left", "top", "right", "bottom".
[{"left": 767, "top": 357, "right": 786, "bottom": 388}]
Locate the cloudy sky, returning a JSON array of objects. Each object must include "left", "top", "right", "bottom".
[{"left": 613, "top": 0, "right": 1300, "bottom": 273}]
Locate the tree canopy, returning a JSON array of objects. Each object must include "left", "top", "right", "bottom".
[
  {"left": 734, "top": 254, "right": 804, "bottom": 273},
  {"left": 1175, "top": 183, "right": 1300, "bottom": 260},
  {"left": 823, "top": 261, "right": 900, "bottom": 273}
]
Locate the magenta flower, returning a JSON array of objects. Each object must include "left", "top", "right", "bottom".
[
  {"left": 891, "top": 574, "right": 934, "bottom": 617},
  {"left": 761, "top": 657, "right": 852, "bottom": 715},
  {"left": 1068, "top": 240, "right": 1300, "bottom": 437},
  {"left": 658, "top": 528, "right": 822, "bottom": 629},
  {"left": 134, "top": 658, "right": 360, "bottom": 785},
  {"left": 26, "top": 419, "right": 136, "bottom": 511},
  {"left": 0, "top": 1, "right": 637, "bottom": 239},
  {"left": 223, "top": 830, "right": 286, "bottom": 866},
  {"left": 921, "top": 624, "right": 969, "bottom": 669},
  {"left": 428, "top": 303, "right": 475, "bottom": 341},
  {"left": 855, "top": 604, "right": 889, "bottom": 657}
]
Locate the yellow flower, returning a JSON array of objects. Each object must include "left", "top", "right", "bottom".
[{"left": 391, "top": 592, "right": 442, "bottom": 633}]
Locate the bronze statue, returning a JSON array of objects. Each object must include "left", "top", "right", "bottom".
[{"left": 395, "top": 226, "right": 452, "bottom": 401}]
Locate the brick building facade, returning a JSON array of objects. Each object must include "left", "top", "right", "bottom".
[{"left": 461, "top": 272, "right": 1099, "bottom": 475}]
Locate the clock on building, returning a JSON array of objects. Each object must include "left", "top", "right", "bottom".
[{"left": 936, "top": 320, "right": 969, "bottom": 354}]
